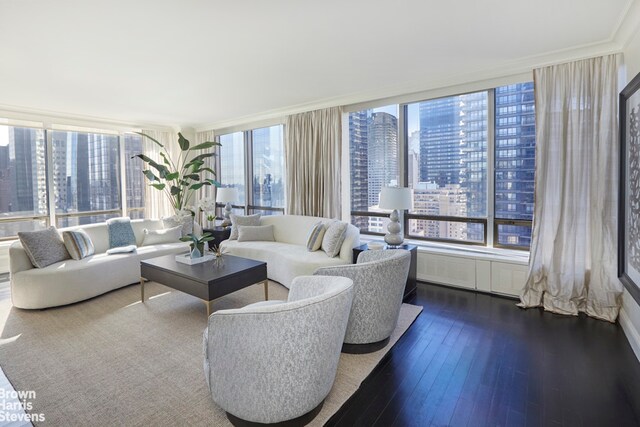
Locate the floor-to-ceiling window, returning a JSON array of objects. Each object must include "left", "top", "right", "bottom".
[
  {"left": 0, "top": 125, "right": 48, "bottom": 238},
  {"left": 217, "top": 125, "right": 285, "bottom": 216},
  {"left": 348, "top": 81, "right": 536, "bottom": 249},
  {"left": 0, "top": 122, "right": 151, "bottom": 238}
]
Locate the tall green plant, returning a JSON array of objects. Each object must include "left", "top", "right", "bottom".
[{"left": 133, "top": 132, "right": 221, "bottom": 213}]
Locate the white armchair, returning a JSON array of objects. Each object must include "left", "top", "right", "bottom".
[
  {"left": 314, "top": 249, "right": 411, "bottom": 353},
  {"left": 203, "top": 275, "right": 354, "bottom": 425}
]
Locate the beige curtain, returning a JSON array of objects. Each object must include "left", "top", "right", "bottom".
[
  {"left": 519, "top": 54, "right": 623, "bottom": 322},
  {"left": 141, "top": 129, "right": 178, "bottom": 220},
  {"left": 284, "top": 107, "right": 342, "bottom": 218}
]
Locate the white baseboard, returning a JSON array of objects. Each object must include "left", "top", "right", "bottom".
[{"left": 619, "top": 307, "right": 640, "bottom": 363}]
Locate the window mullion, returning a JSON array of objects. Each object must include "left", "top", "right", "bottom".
[
  {"left": 244, "top": 131, "right": 252, "bottom": 215},
  {"left": 487, "top": 89, "right": 496, "bottom": 247},
  {"left": 45, "top": 127, "right": 56, "bottom": 227},
  {"left": 119, "top": 132, "right": 127, "bottom": 217}
]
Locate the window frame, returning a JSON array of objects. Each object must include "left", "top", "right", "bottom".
[
  {"left": 215, "top": 125, "right": 286, "bottom": 217},
  {"left": 0, "top": 124, "right": 147, "bottom": 240},
  {"left": 348, "top": 83, "right": 534, "bottom": 251}
]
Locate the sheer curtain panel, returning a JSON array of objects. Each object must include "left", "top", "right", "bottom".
[
  {"left": 141, "top": 130, "right": 178, "bottom": 220},
  {"left": 519, "top": 54, "right": 623, "bottom": 322},
  {"left": 284, "top": 107, "right": 342, "bottom": 218}
]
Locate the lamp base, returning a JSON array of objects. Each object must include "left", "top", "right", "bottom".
[
  {"left": 221, "top": 202, "right": 233, "bottom": 227},
  {"left": 384, "top": 209, "right": 404, "bottom": 246}
]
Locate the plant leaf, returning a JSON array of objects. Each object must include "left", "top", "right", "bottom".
[
  {"left": 135, "top": 132, "right": 164, "bottom": 148},
  {"left": 142, "top": 170, "right": 159, "bottom": 182},
  {"left": 205, "top": 178, "right": 222, "bottom": 187},
  {"left": 189, "top": 182, "right": 211, "bottom": 190},
  {"left": 165, "top": 172, "right": 179, "bottom": 180},
  {"left": 170, "top": 186, "right": 181, "bottom": 195},
  {"left": 200, "top": 167, "right": 216, "bottom": 176},
  {"left": 150, "top": 183, "right": 165, "bottom": 190},
  {"left": 190, "top": 141, "right": 220, "bottom": 151},
  {"left": 133, "top": 154, "right": 169, "bottom": 178},
  {"left": 178, "top": 133, "right": 190, "bottom": 151},
  {"left": 159, "top": 152, "right": 171, "bottom": 165},
  {"left": 185, "top": 174, "right": 200, "bottom": 181}
]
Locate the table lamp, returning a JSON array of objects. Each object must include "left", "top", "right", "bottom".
[
  {"left": 379, "top": 186, "right": 413, "bottom": 246},
  {"left": 216, "top": 187, "right": 238, "bottom": 227}
]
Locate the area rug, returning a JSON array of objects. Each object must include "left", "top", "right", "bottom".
[{"left": 0, "top": 281, "right": 422, "bottom": 426}]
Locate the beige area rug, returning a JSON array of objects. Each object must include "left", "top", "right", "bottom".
[{"left": 0, "top": 281, "right": 422, "bottom": 426}]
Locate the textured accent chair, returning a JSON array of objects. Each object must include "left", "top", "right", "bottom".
[
  {"left": 203, "top": 275, "right": 354, "bottom": 426},
  {"left": 314, "top": 249, "right": 411, "bottom": 354}
]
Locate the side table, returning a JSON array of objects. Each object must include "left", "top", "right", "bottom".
[
  {"left": 352, "top": 242, "right": 418, "bottom": 302},
  {"left": 203, "top": 226, "right": 231, "bottom": 250}
]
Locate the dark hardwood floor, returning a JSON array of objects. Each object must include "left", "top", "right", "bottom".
[{"left": 327, "top": 282, "right": 640, "bottom": 427}]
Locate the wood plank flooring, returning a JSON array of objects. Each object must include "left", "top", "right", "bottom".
[{"left": 327, "top": 282, "right": 640, "bottom": 427}]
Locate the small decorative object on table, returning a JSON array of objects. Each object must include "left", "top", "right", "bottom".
[
  {"left": 216, "top": 187, "right": 238, "bottom": 227},
  {"left": 378, "top": 186, "right": 413, "bottom": 247},
  {"left": 198, "top": 197, "right": 217, "bottom": 229},
  {"left": 210, "top": 244, "right": 225, "bottom": 267},
  {"left": 179, "top": 232, "right": 215, "bottom": 261}
]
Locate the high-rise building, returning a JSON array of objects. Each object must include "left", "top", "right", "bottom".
[
  {"left": 348, "top": 110, "right": 369, "bottom": 229},
  {"left": 494, "top": 82, "right": 536, "bottom": 246},
  {"left": 418, "top": 92, "right": 487, "bottom": 241},
  {"left": 367, "top": 112, "right": 398, "bottom": 207},
  {"left": 9, "top": 128, "right": 47, "bottom": 215}
]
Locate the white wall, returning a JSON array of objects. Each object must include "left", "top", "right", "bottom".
[{"left": 620, "top": 27, "right": 640, "bottom": 362}]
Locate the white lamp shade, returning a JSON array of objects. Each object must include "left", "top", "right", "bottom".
[
  {"left": 216, "top": 187, "right": 238, "bottom": 204},
  {"left": 379, "top": 187, "right": 413, "bottom": 210}
]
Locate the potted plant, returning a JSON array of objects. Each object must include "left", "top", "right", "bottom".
[
  {"left": 180, "top": 232, "right": 215, "bottom": 259},
  {"left": 133, "top": 132, "right": 221, "bottom": 225}
]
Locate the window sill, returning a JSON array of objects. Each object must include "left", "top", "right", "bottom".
[{"left": 358, "top": 234, "right": 529, "bottom": 265}]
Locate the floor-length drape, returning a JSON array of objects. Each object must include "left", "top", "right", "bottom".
[
  {"left": 284, "top": 107, "right": 342, "bottom": 218},
  {"left": 141, "top": 129, "right": 178, "bottom": 220},
  {"left": 519, "top": 54, "right": 623, "bottom": 322}
]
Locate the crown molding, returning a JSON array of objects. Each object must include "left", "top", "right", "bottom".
[{"left": 0, "top": 103, "right": 178, "bottom": 133}]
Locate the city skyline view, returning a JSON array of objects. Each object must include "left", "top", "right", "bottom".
[{"left": 349, "top": 82, "right": 535, "bottom": 248}]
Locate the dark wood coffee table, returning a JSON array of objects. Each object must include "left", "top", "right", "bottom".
[{"left": 139, "top": 253, "right": 268, "bottom": 316}]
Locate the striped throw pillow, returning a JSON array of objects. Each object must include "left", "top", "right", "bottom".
[
  {"left": 306, "top": 222, "right": 326, "bottom": 252},
  {"left": 62, "top": 230, "right": 95, "bottom": 260}
]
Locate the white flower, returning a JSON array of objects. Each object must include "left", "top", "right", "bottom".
[{"left": 198, "top": 197, "right": 217, "bottom": 211}]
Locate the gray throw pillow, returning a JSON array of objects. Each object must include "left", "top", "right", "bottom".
[
  {"left": 229, "top": 214, "right": 261, "bottom": 240},
  {"left": 321, "top": 221, "right": 348, "bottom": 258},
  {"left": 106, "top": 217, "right": 136, "bottom": 249},
  {"left": 162, "top": 215, "right": 194, "bottom": 237},
  {"left": 237, "top": 225, "right": 275, "bottom": 242},
  {"left": 306, "top": 221, "right": 326, "bottom": 252},
  {"left": 18, "top": 227, "right": 70, "bottom": 268}
]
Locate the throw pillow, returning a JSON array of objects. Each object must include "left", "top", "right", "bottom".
[
  {"left": 141, "top": 226, "right": 182, "bottom": 246},
  {"left": 306, "top": 221, "right": 326, "bottom": 252},
  {"left": 106, "top": 245, "right": 137, "bottom": 255},
  {"left": 62, "top": 230, "right": 95, "bottom": 260},
  {"left": 229, "top": 214, "right": 261, "bottom": 240},
  {"left": 237, "top": 225, "right": 275, "bottom": 242},
  {"left": 18, "top": 227, "right": 71, "bottom": 268},
  {"left": 162, "top": 215, "right": 194, "bottom": 237},
  {"left": 106, "top": 217, "right": 136, "bottom": 249},
  {"left": 321, "top": 221, "right": 348, "bottom": 258}
]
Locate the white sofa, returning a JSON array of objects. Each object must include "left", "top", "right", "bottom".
[
  {"left": 9, "top": 219, "right": 189, "bottom": 309},
  {"left": 220, "top": 215, "right": 360, "bottom": 288}
]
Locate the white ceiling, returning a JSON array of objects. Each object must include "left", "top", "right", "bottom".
[{"left": 0, "top": 0, "right": 636, "bottom": 129}]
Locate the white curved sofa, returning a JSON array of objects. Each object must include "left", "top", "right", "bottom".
[
  {"left": 9, "top": 219, "right": 189, "bottom": 309},
  {"left": 220, "top": 215, "right": 360, "bottom": 288}
]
